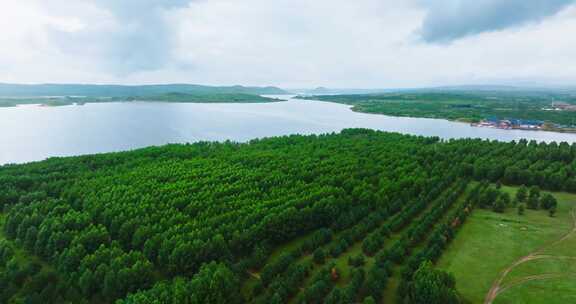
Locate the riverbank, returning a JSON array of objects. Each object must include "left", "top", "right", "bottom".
[
  {"left": 3, "top": 97, "right": 576, "bottom": 165},
  {"left": 0, "top": 93, "right": 283, "bottom": 108},
  {"left": 469, "top": 118, "right": 576, "bottom": 134},
  {"left": 345, "top": 105, "right": 576, "bottom": 134},
  {"left": 297, "top": 92, "right": 576, "bottom": 135}
]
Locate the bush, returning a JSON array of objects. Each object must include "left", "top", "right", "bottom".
[
  {"left": 313, "top": 248, "right": 325, "bottom": 264},
  {"left": 517, "top": 203, "right": 525, "bottom": 215}
]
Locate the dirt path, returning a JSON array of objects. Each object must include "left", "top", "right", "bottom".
[
  {"left": 247, "top": 271, "right": 261, "bottom": 280},
  {"left": 484, "top": 207, "right": 576, "bottom": 304},
  {"left": 497, "top": 273, "right": 576, "bottom": 295}
]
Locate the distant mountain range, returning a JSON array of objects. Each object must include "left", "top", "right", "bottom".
[
  {"left": 3, "top": 83, "right": 574, "bottom": 98},
  {"left": 413, "top": 85, "right": 576, "bottom": 93},
  {"left": 0, "top": 83, "right": 288, "bottom": 97},
  {"left": 300, "top": 85, "right": 576, "bottom": 96},
  {"left": 300, "top": 87, "right": 396, "bottom": 95}
]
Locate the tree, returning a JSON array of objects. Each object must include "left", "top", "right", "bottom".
[
  {"left": 529, "top": 186, "right": 541, "bottom": 199},
  {"left": 511, "top": 198, "right": 519, "bottom": 207},
  {"left": 103, "top": 270, "right": 119, "bottom": 301},
  {"left": 169, "top": 243, "right": 196, "bottom": 274},
  {"left": 59, "top": 245, "right": 86, "bottom": 273},
  {"left": 0, "top": 241, "right": 14, "bottom": 267},
  {"left": 527, "top": 196, "right": 540, "bottom": 210},
  {"left": 189, "top": 262, "right": 241, "bottom": 304},
  {"left": 516, "top": 185, "right": 528, "bottom": 202},
  {"left": 517, "top": 203, "right": 525, "bottom": 215},
  {"left": 500, "top": 193, "right": 511, "bottom": 207},
  {"left": 406, "top": 261, "right": 460, "bottom": 304},
  {"left": 23, "top": 227, "right": 38, "bottom": 252},
  {"left": 79, "top": 270, "right": 95, "bottom": 297},
  {"left": 492, "top": 197, "right": 506, "bottom": 213},
  {"left": 363, "top": 265, "right": 388, "bottom": 301},
  {"left": 363, "top": 296, "right": 376, "bottom": 304},
  {"left": 479, "top": 187, "right": 499, "bottom": 209},
  {"left": 540, "top": 194, "right": 558, "bottom": 210},
  {"left": 348, "top": 254, "right": 365, "bottom": 267},
  {"left": 313, "top": 248, "right": 325, "bottom": 264},
  {"left": 324, "top": 287, "right": 343, "bottom": 304},
  {"left": 269, "top": 293, "right": 282, "bottom": 304}
]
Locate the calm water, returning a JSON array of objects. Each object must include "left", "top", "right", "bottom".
[{"left": 2, "top": 95, "right": 576, "bottom": 165}]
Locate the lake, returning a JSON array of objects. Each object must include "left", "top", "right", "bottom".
[{"left": 2, "top": 95, "right": 576, "bottom": 165}]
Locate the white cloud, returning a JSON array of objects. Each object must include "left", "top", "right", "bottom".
[
  {"left": 417, "top": 0, "right": 575, "bottom": 43},
  {"left": 0, "top": 0, "right": 575, "bottom": 87}
]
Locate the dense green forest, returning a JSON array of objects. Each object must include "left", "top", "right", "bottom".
[
  {"left": 1, "top": 129, "right": 576, "bottom": 303},
  {"left": 298, "top": 91, "right": 576, "bottom": 127}
]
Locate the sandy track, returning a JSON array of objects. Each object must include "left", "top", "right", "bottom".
[{"left": 484, "top": 207, "right": 576, "bottom": 304}]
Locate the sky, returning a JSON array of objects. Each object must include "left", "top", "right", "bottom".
[{"left": 1, "top": 0, "right": 575, "bottom": 88}]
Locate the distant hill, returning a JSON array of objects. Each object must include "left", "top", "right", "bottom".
[
  {"left": 0, "top": 83, "right": 288, "bottom": 97},
  {"left": 301, "top": 85, "right": 576, "bottom": 96},
  {"left": 303, "top": 87, "right": 395, "bottom": 95},
  {"left": 410, "top": 85, "right": 576, "bottom": 94},
  {"left": 435, "top": 84, "right": 576, "bottom": 91},
  {"left": 131, "top": 92, "right": 281, "bottom": 103}
]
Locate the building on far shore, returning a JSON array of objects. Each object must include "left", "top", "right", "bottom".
[
  {"left": 473, "top": 117, "right": 543, "bottom": 130},
  {"left": 551, "top": 102, "right": 576, "bottom": 111}
]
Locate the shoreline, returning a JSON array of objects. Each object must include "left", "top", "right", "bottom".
[
  {"left": 343, "top": 105, "right": 576, "bottom": 135},
  {"left": 0, "top": 98, "right": 287, "bottom": 109}
]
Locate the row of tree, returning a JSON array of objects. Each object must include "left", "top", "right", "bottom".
[{"left": 398, "top": 182, "right": 487, "bottom": 303}]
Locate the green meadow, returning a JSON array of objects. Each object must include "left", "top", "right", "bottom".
[{"left": 438, "top": 186, "right": 576, "bottom": 303}]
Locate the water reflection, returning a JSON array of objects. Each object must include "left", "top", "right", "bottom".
[{"left": 1, "top": 96, "right": 576, "bottom": 164}]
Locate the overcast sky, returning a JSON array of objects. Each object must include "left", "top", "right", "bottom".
[{"left": 1, "top": 0, "right": 575, "bottom": 88}]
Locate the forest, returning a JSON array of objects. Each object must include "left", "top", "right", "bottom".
[
  {"left": 1, "top": 129, "right": 576, "bottom": 303},
  {"left": 298, "top": 91, "right": 576, "bottom": 127},
  {"left": 0, "top": 82, "right": 286, "bottom": 107}
]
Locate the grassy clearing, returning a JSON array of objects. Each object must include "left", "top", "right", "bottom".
[
  {"left": 382, "top": 276, "right": 400, "bottom": 304},
  {"left": 333, "top": 241, "right": 365, "bottom": 287},
  {"left": 541, "top": 232, "right": 576, "bottom": 256},
  {"left": 503, "top": 258, "right": 576, "bottom": 283},
  {"left": 438, "top": 186, "right": 576, "bottom": 304},
  {"left": 494, "top": 276, "right": 576, "bottom": 304}
]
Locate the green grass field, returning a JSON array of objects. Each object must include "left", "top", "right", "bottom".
[
  {"left": 494, "top": 276, "right": 576, "bottom": 304},
  {"left": 438, "top": 186, "right": 576, "bottom": 304}
]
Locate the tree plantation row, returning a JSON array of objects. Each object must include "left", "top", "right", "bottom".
[{"left": 0, "top": 129, "right": 575, "bottom": 303}]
